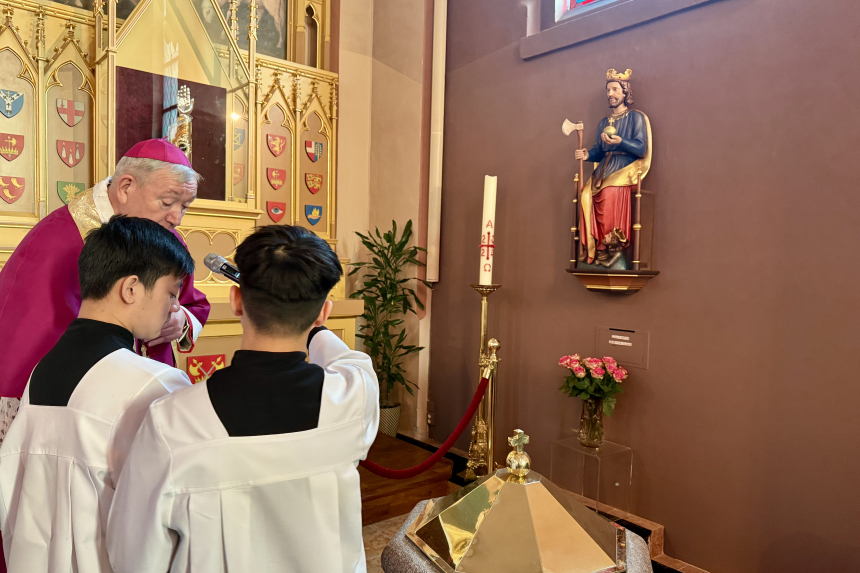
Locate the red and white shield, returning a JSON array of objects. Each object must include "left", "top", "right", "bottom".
[
  {"left": 305, "top": 173, "right": 323, "bottom": 194},
  {"left": 187, "top": 354, "right": 226, "bottom": 384},
  {"left": 57, "top": 140, "right": 84, "bottom": 167},
  {"left": 267, "top": 168, "right": 286, "bottom": 190},
  {"left": 56, "top": 99, "right": 85, "bottom": 127},
  {"left": 0, "top": 176, "right": 24, "bottom": 204},
  {"left": 267, "top": 134, "right": 287, "bottom": 157},
  {"left": 267, "top": 201, "right": 287, "bottom": 223},
  {"left": 0, "top": 133, "right": 24, "bottom": 162},
  {"left": 233, "top": 163, "right": 245, "bottom": 185}
]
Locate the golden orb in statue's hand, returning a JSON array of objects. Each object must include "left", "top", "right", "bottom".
[{"left": 603, "top": 125, "right": 617, "bottom": 137}]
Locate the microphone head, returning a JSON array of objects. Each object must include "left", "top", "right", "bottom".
[{"left": 204, "top": 253, "right": 228, "bottom": 273}]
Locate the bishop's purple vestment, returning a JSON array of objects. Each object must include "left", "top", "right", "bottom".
[{"left": 0, "top": 192, "right": 210, "bottom": 402}]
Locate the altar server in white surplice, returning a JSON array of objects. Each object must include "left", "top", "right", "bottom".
[
  {"left": 107, "top": 225, "right": 380, "bottom": 573},
  {"left": 0, "top": 216, "right": 194, "bottom": 573}
]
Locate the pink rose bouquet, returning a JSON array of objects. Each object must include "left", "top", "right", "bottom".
[{"left": 558, "top": 354, "right": 628, "bottom": 416}]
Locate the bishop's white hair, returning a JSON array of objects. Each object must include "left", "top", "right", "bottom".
[{"left": 112, "top": 156, "right": 203, "bottom": 187}]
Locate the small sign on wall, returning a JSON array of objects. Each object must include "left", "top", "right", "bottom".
[{"left": 596, "top": 327, "right": 649, "bottom": 369}]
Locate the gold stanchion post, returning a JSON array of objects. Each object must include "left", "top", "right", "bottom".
[{"left": 464, "top": 284, "right": 501, "bottom": 480}]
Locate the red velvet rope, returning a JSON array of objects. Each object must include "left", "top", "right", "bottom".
[{"left": 359, "top": 375, "right": 491, "bottom": 479}]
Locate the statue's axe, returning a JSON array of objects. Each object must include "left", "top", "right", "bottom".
[{"left": 562, "top": 120, "right": 585, "bottom": 264}]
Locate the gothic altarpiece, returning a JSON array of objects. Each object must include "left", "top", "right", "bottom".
[{"left": 0, "top": 0, "right": 359, "bottom": 375}]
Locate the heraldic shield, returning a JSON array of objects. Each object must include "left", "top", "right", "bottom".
[
  {"left": 267, "top": 134, "right": 287, "bottom": 157},
  {"left": 187, "top": 354, "right": 226, "bottom": 384},
  {"left": 305, "top": 173, "right": 323, "bottom": 194},
  {"left": 233, "top": 128, "right": 246, "bottom": 150},
  {"left": 267, "top": 168, "right": 286, "bottom": 190},
  {"left": 0, "top": 133, "right": 23, "bottom": 161},
  {"left": 57, "top": 140, "right": 85, "bottom": 167},
  {"left": 267, "top": 201, "right": 286, "bottom": 223},
  {"left": 233, "top": 163, "right": 246, "bottom": 184},
  {"left": 0, "top": 89, "right": 23, "bottom": 119},
  {"left": 57, "top": 99, "right": 85, "bottom": 127},
  {"left": 0, "top": 177, "right": 24, "bottom": 204},
  {"left": 305, "top": 141, "right": 323, "bottom": 162},
  {"left": 58, "top": 181, "right": 85, "bottom": 204},
  {"left": 305, "top": 205, "right": 322, "bottom": 225}
]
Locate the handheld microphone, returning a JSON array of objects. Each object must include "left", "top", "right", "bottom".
[{"left": 204, "top": 253, "right": 240, "bottom": 283}]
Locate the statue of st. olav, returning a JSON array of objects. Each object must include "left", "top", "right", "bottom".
[{"left": 574, "top": 69, "right": 652, "bottom": 268}]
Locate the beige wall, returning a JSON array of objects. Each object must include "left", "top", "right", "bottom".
[{"left": 338, "top": 0, "right": 429, "bottom": 435}]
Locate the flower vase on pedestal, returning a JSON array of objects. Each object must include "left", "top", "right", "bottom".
[{"left": 578, "top": 398, "right": 604, "bottom": 447}]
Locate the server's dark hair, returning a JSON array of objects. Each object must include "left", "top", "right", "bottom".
[
  {"left": 79, "top": 215, "right": 195, "bottom": 300},
  {"left": 235, "top": 225, "right": 343, "bottom": 336}
]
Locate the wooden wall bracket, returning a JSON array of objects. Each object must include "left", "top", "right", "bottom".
[{"left": 567, "top": 269, "right": 658, "bottom": 294}]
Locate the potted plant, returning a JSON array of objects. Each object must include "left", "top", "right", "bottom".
[
  {"left": 558, "top": 355, "right": 629, "bottom": 447},
  {"left": 350, "top": 220, "right": 430, "bottom": 436}
]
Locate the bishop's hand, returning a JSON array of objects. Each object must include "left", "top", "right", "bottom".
[{"left": 146, "top": 304, "right": 187, "bottom": 347}]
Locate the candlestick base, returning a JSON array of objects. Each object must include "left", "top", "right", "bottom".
[
  {"left": 464, "top": 284, "right": 502, "bottom": 481},
  {"left": 470, "top": 284, "right": 502, "bottom": 296}
]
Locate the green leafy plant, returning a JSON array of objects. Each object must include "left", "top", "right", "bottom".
[{"left": 349, "top": 220, "right": 431, "bottom": 406}]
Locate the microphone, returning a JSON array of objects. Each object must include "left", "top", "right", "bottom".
[{"left": 204, "top": 253, "right": 240, "bottom": 283}]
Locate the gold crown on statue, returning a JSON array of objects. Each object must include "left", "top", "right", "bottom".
[{"left": 606, "top": 68, "right": 632, "bottom": 82}]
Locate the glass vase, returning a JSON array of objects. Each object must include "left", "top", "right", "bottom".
[{"left": 578, "top": 398, "right": 604, "bottom": 447}]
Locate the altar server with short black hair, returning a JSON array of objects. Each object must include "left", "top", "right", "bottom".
[
  {"left": 0, "top": 216, "right": 195, "bottom": 573},
  {"left": 107, "top": 225, "right": 380, "bottom": 573}
]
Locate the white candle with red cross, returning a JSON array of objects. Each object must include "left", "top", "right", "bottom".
[{"left": 479, "top": 175, "right": 497, "bottom": 285}]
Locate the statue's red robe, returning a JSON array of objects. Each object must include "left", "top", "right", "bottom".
[{"left": 0, "top": 200, "right": 210, "bottom": 402}]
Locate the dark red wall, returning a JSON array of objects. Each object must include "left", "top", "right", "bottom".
[
  {"left": 430, "top": 1, "right": 860, "bottom": 571},
  {"left": 116, "top": 66, "right": 226, "bottom": 200}
]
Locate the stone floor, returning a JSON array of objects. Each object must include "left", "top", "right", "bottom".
[{"left": 363, "top": 513, "right": 410, "bottom": 573}]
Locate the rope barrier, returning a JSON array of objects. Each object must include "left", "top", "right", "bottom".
[{"left": 359, "top": 374, "right": 491, "bottom": 480}]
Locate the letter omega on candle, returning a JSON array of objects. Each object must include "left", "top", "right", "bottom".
[{"left": 479, "top": 175, "right": 497, "bottom": 285}]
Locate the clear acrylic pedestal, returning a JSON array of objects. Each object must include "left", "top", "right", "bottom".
[{"left": 550, "top": 437, "right": 633, "bottom": 520}]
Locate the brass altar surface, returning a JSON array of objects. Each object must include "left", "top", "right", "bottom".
[{"left": 406, "top": 468, "right": 626, "bottom": 573}]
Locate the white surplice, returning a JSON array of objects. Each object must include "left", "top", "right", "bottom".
[
  {"left": 0, "top": 350, "right": 191, "bottom": 573},
  {"left": 107, "top": 330, "right": 380, "bottom": 573}
]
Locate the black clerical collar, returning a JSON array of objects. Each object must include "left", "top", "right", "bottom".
[
  {"left": 207, "top": 349, "right": 325, "bottom": 437},
  {"left": 230, "top": 350, "right": 308, "bottom": 372},
  {"left": 29, "top": 318, "right": 135, "bottom": 407},
  {"left": 68, "top": 318, "right": 134, "bottom": 351}
]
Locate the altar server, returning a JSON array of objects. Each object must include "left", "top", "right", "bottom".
[
  {"left": 0, "top": 216, "right": 194, "bottom": 573},
  {"left": 0, "top": 139, "right": 209, "bottom": 445},
  {"left": 107, "top": 225, "right": 380, "bottom": 573}
]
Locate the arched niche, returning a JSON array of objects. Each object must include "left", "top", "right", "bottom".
[
  {"left": 260, "top": 78, "right": 295, "bottom": 224},
  {"left": 0, "top": 30, "right": 37, "bottom": 217},
  {"left": 45, "top": 57, "right": 95, "bottom": 214},
  {"left": 297, "top": 88, "right": 332, "bottom": 236}
]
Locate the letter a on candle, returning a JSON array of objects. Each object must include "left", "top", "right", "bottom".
[{"left": 479, "top": 175, "right": 498, "bottom": 285}]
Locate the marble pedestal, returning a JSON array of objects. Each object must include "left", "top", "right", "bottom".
[{"left": 380, "top": 499, "right": 654, "bottom": 573}]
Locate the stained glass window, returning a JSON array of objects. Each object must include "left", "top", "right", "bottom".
[{"left": 555, "top": 0, "right": 626, "bottom": 22}]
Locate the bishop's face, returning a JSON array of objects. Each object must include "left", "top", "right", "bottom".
[
  {"left": 606, "top": 82, "right": 625, "bottom": 109},
  {"left": 122, "top": 170, "right": 197, "bottom": 230}
]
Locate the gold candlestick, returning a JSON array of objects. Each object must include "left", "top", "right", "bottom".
[{"left": 464, "top": 284, "right": 501, "bottom": 480}]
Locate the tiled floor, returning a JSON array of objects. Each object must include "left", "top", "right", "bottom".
[{"left": 363, "top": 513, "right": 410, "bottom": 573}]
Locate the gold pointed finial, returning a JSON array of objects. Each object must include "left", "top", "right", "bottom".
[
  {"left": 506, "top": 429, "right": 531, "bottom": 479},
  {"left": 2, "top": 4, "right": 13, "bottom": 26}
]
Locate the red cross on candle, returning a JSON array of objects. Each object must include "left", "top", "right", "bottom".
[{"left": 480, "top": 232, "right": 495, "bottom": 260}]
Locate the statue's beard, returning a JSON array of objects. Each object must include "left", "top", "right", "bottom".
[{"left": 608, "top": 97, "right": 622, "bottom": 108}]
